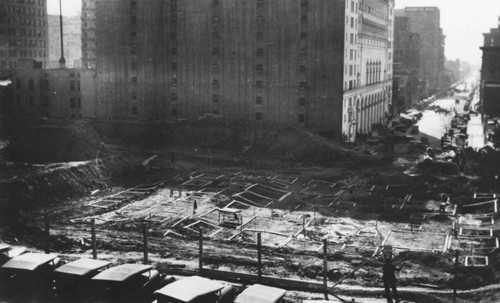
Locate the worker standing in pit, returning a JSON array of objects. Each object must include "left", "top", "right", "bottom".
[{"left": 382, "top": 245, "right": 404, "bottom": 303}]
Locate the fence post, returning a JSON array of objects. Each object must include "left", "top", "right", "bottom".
[
  {"left": 199, "top": 228, "right": 203, "bottom": 275},
  {"left": 91, "top": 218, "right": 97, "bottom": 259},
  {"left": 323, "top": 238, "right": 329, "bottom": 300},
  {"left": 257, "top": 232, "right": 262, "bottom": 283},
  {"left": 453, "top": 250, "right": 459, "bottom": 303},
  {"left": 142, "top": 224, "right": 149, "bottom": 264},
  {"left": 44, "top": 210, "right": 50, "bottom": 254}
]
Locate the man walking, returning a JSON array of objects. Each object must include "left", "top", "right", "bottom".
[{"left": 383, "top": 257, "right": 403, "bottom": 303}]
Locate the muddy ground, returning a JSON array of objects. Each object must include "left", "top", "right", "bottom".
[{"left": 1, "top": 139, "right": 500, "bottom": 302}]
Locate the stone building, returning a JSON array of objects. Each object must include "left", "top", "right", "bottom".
[
  {"left": 392, "top": 15, "right": 421, "bottom": 111},
  {"left": 0, "top": 0, "right": 49, "bottom": 71},
  {"left": 397, "top": 7, "right": 445, "bottom": 95},
  {"left": 88, "top": 0, "right": 393, "bottom": 141},
  {"left": 81, "top": 0, "right": 96, "bottom": 69},
  {"left": 480, "top": 17, "right": 500, "bottom": 117},
  {"left": 5, "top": 59, "right": 96, "bottom": 120},
  {"left": 47, "top": 15, "right": 82, "bottom": 68}
]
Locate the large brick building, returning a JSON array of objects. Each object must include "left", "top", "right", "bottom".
[
  {"left": 480, "top": 17, "right": 500, "bottom": 117},
  {"left": 397, "top": 7, "right": 445, "bottom": 95},
  {"left": 86, "top": 0, "right": 393, "bottom": 140},
  {"left": 0, "top": 0, "right": 49, "bottom": 71}
]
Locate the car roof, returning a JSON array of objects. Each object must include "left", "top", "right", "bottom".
[
  {"left": 154, "top": 276, "right": 224, "bottom": 302},
  {"left": 234, "top": 284, "right": 287, "bottom": 303},
  {"left": 54, "top": 258, "right": 110, "bottom": 277},
  {"left": 0, "top": 244, "right": 10, "bottom": 253},
  {"left": 1, "top": 253, "right": 58, "bottom": 271},
  {"left": 91, "top": 264, "right": 152, "bottom": 282}
]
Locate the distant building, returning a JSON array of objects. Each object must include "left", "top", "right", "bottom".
[
  {"left": 47, "top": 15, "right": 82, "bottom": 68},
  {"left": 480, "top": 17, "right": 500, "bottom": 117},
  {"left": 6, "top": 59, "right": 97, "bottom": 120},
  {"left": 392, "top": 15, "right": 421, "bottom": 111},
  {"left": 397, "top": 7, "right": 445, "bottom": 95},
  {"left": 92, "top": 0, "right": 394, "bottom": 142},
  {"left": 81, "top": 0, "right": 96, "bottom": 69},
  {"left": 0, "top": 0, "right": 49, "bottom": 71}
]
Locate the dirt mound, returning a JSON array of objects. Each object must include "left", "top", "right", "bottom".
[{"left": 4, "top": 120, "right": 101, "bottom": 163}]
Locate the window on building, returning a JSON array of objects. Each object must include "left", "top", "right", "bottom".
[
  {"left": 256, "top": 64, "right": 263, "bottom": 74},
  {"left": 132, "top": 91, "right": 138, "bottom": 99},
  {"left": 212, "top": 0, "right": 219, "bottom": 7},
  {"left": 131, "top": 16, "right": 137, "bottom": 25},
  {"left": 171, "top": 47, "right": 177, "bottom": 55},
  {"left": 298, "top": 97, "right": 306, "bottom": 106},
  {"left": 131, "top": 31, "right": 137, "bottom": 39},
  {"left": 212, "top": 94, "right": 219, "bottom": 103},
  {"left": 350, "top": 33, "right": 353, "bottom": 44},
  {"left": 132, "top": 107, "right": 138, "bottom": 115},
  {"left": 171, "top": 93, "right": 178, "bottom": 102},
  {"left": 212, "top": 63, "right": 219, "bottom": 73},
  {"left": 351, "top": 0, "right": 354, "bottom": 12},
  {"left": 29, "top": 79, "right": 34, "bottom": 90},
  {"left": 349, "top": 49, "right": 353, "bottom": 60},
  {"left": 256, "top": 31, "right": 263, "bottom": 40},
  {"left": 171, "top": 108, "right": 178, "bottom": 117},
  {"left": 132, "top": 62, "right": 138, "bottom": 70},
  {"left": 256, "top": 112, "right": 262, "bottom": 120},
  {"left": 349, "top": 80, "right": 353, "bottom": 90},
  {"left": 171, "top": 78, "right": 177, "bottom": 87},
  {"left": 130, "top": 1, "right": 137, "bottom": 10},
  {"left": 300, "top": 32, "right": 307, "bottom": 40},
  {"left": 78, "top": 98, "right": 81, "bottom": 109},
  {"left": 301, "top": 0, "right": 308, "bottom": 9},
  {"left": 212, "top": 47, "right": 219, "bottom": 56},
  {"left": 16, "top": 79, "right": 21, "bottom": 89},
  {"left": 257, "top": 0, "right": 263, "bottom": 8},
  {"left": 70, "top": 80, "right": 75, "bottom": 91},
  {"left": 299, "top": 114, "right": 305, "bottom": 123},
  {"left": 299, "top": 81, "right": 306, "bottom": 90},
  {"left": 131, "top": 77, "right": 138, "bottom": 85},
  {"left": 256, "top": 48, "right": 263, "bottom": 57},
  {"left": 212, "top": 79, "right": 219, "bottom": 89},
  {"left": 299, "top": 65, "right": 306, "bottom": 73},
  {"left": 351, "top": 17, "right": 354, "bottom": 28},
  {"left": 349, "top": 65, "right": 353, "bottom": 76},
  {"left": 300, "top": 14, "right": 307, "bottom": 24},
  {"left": 70, "top": 98, "right": 75, "bottom": 109},
  {"left": 256, "top": 80, "right": 263, "bottom": 89},
  {"left": 171, "top": 62, "right": 177, "bottom": 71},
  {"left": 256, "top": 96, "right": 262, "bottom": 105},
  {"left": 170, "top": 31, "right": 176, "bottom": 40}
]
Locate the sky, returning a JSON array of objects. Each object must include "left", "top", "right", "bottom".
[
  {"left": 47, "top": 0, "right": 81, "bottom": 17},
  {"left": 48, "top": 0, "right": 500, "bottom": 65},
  {"left": 395, "top": 0, "right": 500, "bottom": 65}
]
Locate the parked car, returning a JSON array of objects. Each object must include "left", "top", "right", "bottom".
[
  {"left": 153, "top": 275, "right": 234, "bottom": 303},
  {"left": 234, "top": 284, "right": 286, "bottom": 303},
  {"left": 89, "top": 263, "right": 162, "bottom": 302},
  {"left": 51, "top": 258, "right": 111, "bottom": 302},
  {"left": 0, "top": 253, "right": 61, "bottom": 301},
  {"left": 0, "top": 244, "right": 27, "bottom": 265}
]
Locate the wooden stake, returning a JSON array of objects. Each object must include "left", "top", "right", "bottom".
[
  {"left": 142, "top": 224, "right": 149, "bottom": 264},
  {"left": 91, "top": 218, "right": 97, "bottom": 259},
  {"left": 257, "top": 232, "right": 262, "bottom": 283},
  {"left": 323, "top": 238, "right": 329, "bottom": 300},
  {"left": 199, "top": 228, "right": 203, "bottom": 275},
  {"left": 453, "top": 250, "right": 459, "bottom": 303},
  {"left": 44, "top": 210, "right": 50, "bottom": 254}
]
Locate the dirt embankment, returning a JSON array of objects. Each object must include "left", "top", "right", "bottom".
[{"left": 0, "top": 155, "right": 136, "bottom": 226}]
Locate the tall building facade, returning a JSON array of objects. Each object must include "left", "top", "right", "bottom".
[
  {"left": 48, "top": 15, "right": 82, "bottom": 68},
  {"left": 397, "top": 7, "right": 445, "bottom": 95},
  {"left": 92, "top": 0, "right": 393, "bottom": 140},
  {"left": 81, "top": 0, "right": 96, "bottom": 69},
  {"left": 480, "top": 17, "right": 500, "bottom": 117},
  {"left": 392, "top": 15, "right": 421, "bottom": 111},
  {"left": 0, "top": 0, "right": 49, "bottom": 71},
  {"left": 342, "top": 0, "right": 394, "bottom": 141}
]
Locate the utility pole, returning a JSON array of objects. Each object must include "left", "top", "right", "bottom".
[
  {"left": 91, "top": 218, "right": 97, "bottom": 259},
  {"left": 257, "top": 233, "right": 262, "bottom": 283},
  {"left": 58, "top": 0, "right": 66, "bottom": 68}
]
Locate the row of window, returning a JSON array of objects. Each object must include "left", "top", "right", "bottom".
[
  {"left": 0, "top": 49, "right": 46, "bottom": 58},
  {"left": 1, "top": 27, "right": 45, "bottom": 37},
  {"left": 2, "top": 0, "right": 44, "bottom": 6},
  {"left": 4, "top": 38, "right": 45, "bottom": 48},
  {"left": 1, "top": 16, "right": 45, "bottom": 27},
  {"left": 0, "top": 5, "right": 45, "bottom": 17}
]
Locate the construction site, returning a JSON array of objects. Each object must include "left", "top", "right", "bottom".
[{"left": 1, "top": 82, "right": 500, "bottom": 302}]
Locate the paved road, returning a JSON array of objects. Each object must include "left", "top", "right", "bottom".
[{"left": 466, "top": 113, "right": 485, "bottom": 150}]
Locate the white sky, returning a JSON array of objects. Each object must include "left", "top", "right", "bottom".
[
  {"left": 48, "top": 0, "right": 500, "bottom": 65},
  {"left": 47, "top": 0, "right": 81, "bottom": 16},
  {"left": 395, "top": 0, "right": 500, "bottom": 65}
]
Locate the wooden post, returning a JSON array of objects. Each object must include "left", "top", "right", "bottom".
[
  {"left": 142, "top": 224, "right": 149, "bottom": 264},
  {"left": 91, "top": 218, "right": 97, "bottom": 259},
  {"left": 199, "top": 228, "right": 203, "bottom": 275},
  {"left": 257, "top": 232, "right": 262, "bottom": 283},
  {"left": 323, "top": 238, "right": 329, "bottom": 300},
  {"left": 453, "top": 250, "right": 459, "bottom": 303},
  {"left": 44, "top": 210, "right": 50, "bottom": 254},
  {"left": 410, "top": 213, "right": 413, "bottom": 233},
  {"left": 302, "top": 216, "right": 306, "bottom": 239}
]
